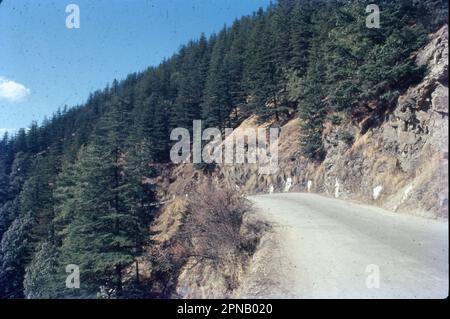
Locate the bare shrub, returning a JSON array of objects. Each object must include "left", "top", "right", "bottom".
[{"left": 182, "top": 183, "right": 252, "bottom": 268}]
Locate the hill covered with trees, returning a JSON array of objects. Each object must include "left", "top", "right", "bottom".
[{"left": 0, "top": 0, "right": 447, "bottom": 298}]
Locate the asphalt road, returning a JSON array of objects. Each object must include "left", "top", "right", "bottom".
[{"left": 239, "top": 193, "right": 448, "bottom": 299}]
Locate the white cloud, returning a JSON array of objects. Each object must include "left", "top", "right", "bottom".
[
  {"left": 0, "top": 128, "right": 10, "bottom": 136},
  {"left": 0, "top": 76, "right": 31, "bottom": 102}
]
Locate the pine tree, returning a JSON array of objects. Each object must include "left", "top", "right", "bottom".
[
  {"left": 0, "top": 134, "right": 10, "bottom": 207},
  {"left": 55, "top": 141, "right": 154, "bottom": 297},
  {"left": 57, "top": 143, "right": 133, "bottom": 297},
  {"left": 171, "top": 35, "right": 210, "bottom": 131},
  {"left": 149, "top": 99, "right": 170, "bottom": 162},
  {"left": 272, "top": 0, "right": 293, "bottom": 69},
  {"left": 0, "top": 155, "right": 57, "bottom": 298},
  {"left": 133, "top": 92, "right": 170, "bottom": 162},
  {"left": 0, "top": 152, "right": 31, "bottom": 238},
  {"left": 13, "top": 129, "right": 27, "bottom": 153},
  {"left": 0, "top": 212, "right": 35, "bottom": 298},
  {"left": 223, "top": 20, "right": 248, "bottom": 126},
  {"left": 0, "top": 161, "right": 8, "bottom": 206},
  {"left": 23, "top": 241, "right": 60, "bottom": 299},
  {"left": 49, "top": 98, "right": 156, "bottom": 297},
  {"left": 245, "top": 8, "right": 287, "bottom": 121},
  {"left": 291, "top": 45, "right": 327, "bottom": 161},
  {"left": 201, "top": 31, "right": 232, "bottom": 129},
  {"left": 289, "top": 0, "right": 312, "bottom": 74},
  {"left": 26, "top": 122, "right": 40, "bottom": 154},
  {"left": 298, "top": 80, "right": 326, "bottom": 160}
]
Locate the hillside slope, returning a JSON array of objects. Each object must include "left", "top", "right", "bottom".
[
  {"left": 0, "top": 1, "right": 447, "bottom": 299},
  {"left": 216, "top": 25, "right": 448, "bottom": 218},
  {"left": 149, "top": 25, "right": 448, "bottom": 298}
]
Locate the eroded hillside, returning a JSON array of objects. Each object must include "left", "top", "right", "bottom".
[
  {"left": 217, "top": 25, "right": 449, "bottom": 218},
  {"left": 146, "top": 24, "right": 448, "bottom": 298}
]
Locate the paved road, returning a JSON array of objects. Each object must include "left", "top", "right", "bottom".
[{"left": 239, "top": 193, "right": 448, "bottom": 299}]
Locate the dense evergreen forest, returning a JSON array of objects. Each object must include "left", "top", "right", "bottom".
[{"left": 0, "top": 0, "right": 447, "bottom": 298}]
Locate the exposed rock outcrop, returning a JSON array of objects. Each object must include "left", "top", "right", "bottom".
[{"left": 216, "top": 25, "right": 449, "bottom": 218}]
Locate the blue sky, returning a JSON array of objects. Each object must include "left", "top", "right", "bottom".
[{"left": 0, "top": 0, "right": 271, "bottom": 134}]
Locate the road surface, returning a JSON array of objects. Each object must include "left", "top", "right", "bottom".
[{"left": 238, "top": 193, "right": 448, "bottom": 299}]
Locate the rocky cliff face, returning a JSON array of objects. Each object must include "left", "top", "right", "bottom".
[{"left": 217, "top": 25, "right": 449, "bottom": 218}]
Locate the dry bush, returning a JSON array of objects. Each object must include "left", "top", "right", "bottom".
[{"left": 182, "top": 183, "right": 252, "bottom": 268}]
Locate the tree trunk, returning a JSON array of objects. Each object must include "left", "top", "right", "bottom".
[
  {"left": 135, "top": 260, "right": 140, "bottom": 283},
  {"left": 116, "top": 265, "right": 123, "bottom": 296}
]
